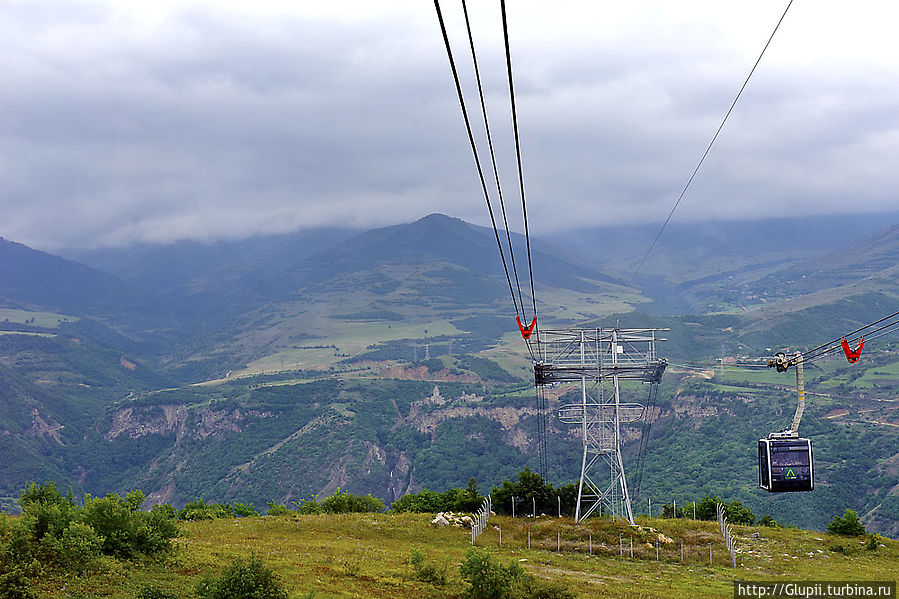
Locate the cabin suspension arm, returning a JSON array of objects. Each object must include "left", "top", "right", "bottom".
[{"left": 767, "top": 351, "right": 805, "bottom": 436}]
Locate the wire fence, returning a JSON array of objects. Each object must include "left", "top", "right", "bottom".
[
  {"left": 472, "top": 524, "right": 738, "bottom": 566},
  {"left": 717, "top": 503, "right": 739, "bottom": 567},
  {"left": 471, "top": 495, "right": 492, "bottom": 545}
]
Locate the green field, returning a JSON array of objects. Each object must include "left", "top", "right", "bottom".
[
  {"left": 25, "top": 512, "right": 899, "bottom": 599},
  {"left": 0, "top": 307, "right": 78, "bottom": 328}
]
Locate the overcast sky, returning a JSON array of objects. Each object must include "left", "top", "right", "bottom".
[{"left": 3, "top": 0, "right": 898, "bottom": 249}]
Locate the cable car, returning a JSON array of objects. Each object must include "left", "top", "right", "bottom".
[
  {"left": 760, "top": 352, "right": 813, "bottom": 492},
  {"left": 758, "top": 436, "right": 813, "bottom": 492}
]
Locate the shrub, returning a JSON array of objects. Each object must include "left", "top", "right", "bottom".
[
  {"left": 136, "top": 584, "right": 180, "bottom": 599},
  {"left": 55, "top": 522, "right": 103, "bottom": 573},
  {"left": 320, "top": 488, "right": 384, "bottom": 514},
  {"left": 134, "top": 506, "right": 180, "bottom": 555},
  {"left": 81, "top": 493, "right": 141, "bottom": 559},
  {"left": 292, "top": 497, "right": 323, "bottom": 515},
  {"left": 0, "top": 565, "right": 36, "bottom": 599},
  {"left": 150, "top": 503, "right": 178, "bottom": 520},
  {"left": 266, "top": 502, "right": 292, "bottom": 516},
  {"left": 511, "top": 577, "right": 577, "bottom": 599},
  {"left": 410, "top": 549, "right": 447, "bottom": 586},
  {"left": 757, "top": 515, "right": 778, "bottom": 527},
  {"left": 459, "top": 547, "right": 526, "bottom": 599},
  {"left": 293, "top": 489, "right": 384, "bottom": 514},
  {"left": 195, "top": 554, "right": 289, "bottom": 599},
  {"left": 828, "top": 509, "right": 866, "bottom": 536},
  {"left": 230, "top": 503, "right": 260, "bottom": 517},
  {"left": 458, "top": 547, "right": 575, "bottom": 599},
  {"left": 179, "top": 500, "right": 234, "bottom": 521}
]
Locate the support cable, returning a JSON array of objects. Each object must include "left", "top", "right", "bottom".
[
  {"left": 461, "top": 0, "right": 528, "bottom": 323},
  {"left": 629, "top": 0, "right": 794, "bottom": 283},
  {"left": 500, "top": 0, "right": 539, "bottom": 336},
  {"left": 632, "top": 382, "right": 659, "bottom": 502},
  {"left": 800, "top": 310, "right": 899, "bottom": 362},
  {"left": 433, "top": 0, "right": 522, "bottom": 318}
]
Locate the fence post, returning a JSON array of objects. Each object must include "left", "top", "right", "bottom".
[
  {"left": 558, "top": 496, "right": 561, "bottom": 518},
  {"left": 532, "top": 497, "right": 536, "bottom": 517}
]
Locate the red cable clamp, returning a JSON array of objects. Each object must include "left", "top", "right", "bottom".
[
  {"left": 840, "top": 337, "right": 865, "bottom": 363},
  {"left": 516, "top": 315, "right": 537, "bottom": 340}
]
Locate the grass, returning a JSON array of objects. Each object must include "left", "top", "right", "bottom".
[
  {"left": 25, "top": 513, "right": 899, "bottom": 599},
  {"left": 0, "top": 307, "right": 78, "bottom": 328},
  {"left": 233, "top": 320, "right": 465, "bottom": 377},
  {"left": 0, "top": 331, "right": 57, "bottom": 337}
]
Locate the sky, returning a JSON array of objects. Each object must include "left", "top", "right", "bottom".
[{"left": 3, "top": 0, "right": 899, "bottom": 250}]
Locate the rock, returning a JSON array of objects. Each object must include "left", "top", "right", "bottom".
[{"left": 431, "top": 514, "right": 450, "bottom": 527}]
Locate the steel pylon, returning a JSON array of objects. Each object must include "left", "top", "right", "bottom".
[{"left": 535, "top": 327, "right": 667, "bottom": 524}]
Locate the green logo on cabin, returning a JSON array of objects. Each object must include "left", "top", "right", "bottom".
[{"left": 785, "top": 468, "right": 797, "bottom": 479}]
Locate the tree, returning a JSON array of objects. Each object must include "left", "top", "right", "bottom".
[{"left": 827, "top": 509, "right": 866, "bottom": 536}]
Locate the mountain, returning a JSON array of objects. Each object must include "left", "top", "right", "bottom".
[
  {"left": 64, "top": 227, "right": 359, "bottom": 319},
  {"left": 0, "top": 238, "right": 164, "bottom": 324},
  {"left": 1, "top": 213, "right": 897, "bottom": 535},
  {"left": 548, "top": 212, "right": 899, "bottom": 315}
]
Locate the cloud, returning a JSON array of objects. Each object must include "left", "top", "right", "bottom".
[{"left": 2, "top": 0, "right": 898, "bottom": 249}]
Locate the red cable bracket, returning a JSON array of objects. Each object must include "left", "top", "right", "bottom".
[
  {"left": 516, "top": 315, "right": 537, "bottom": 340},
  {"left": 840, "top": 337, "right": 865, "bottom": 363}
]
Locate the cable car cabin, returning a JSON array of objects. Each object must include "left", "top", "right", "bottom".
[{"left": 758, "top": 437, "right": 814, "bottom": 492}]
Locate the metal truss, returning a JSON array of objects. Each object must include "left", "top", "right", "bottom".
[{"left": 535, "top": 328, "right": 667, "bottom": 524}]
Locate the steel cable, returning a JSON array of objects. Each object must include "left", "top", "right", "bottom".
[
  {"left": 629, "top": 0, "right": 794, "bottom": 283},
  {"left": 433, "top": 0, "right": 522, "bottom": 318}
]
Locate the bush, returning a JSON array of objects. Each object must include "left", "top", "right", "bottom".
[
  {"left": 230, "top": 503, "right": 260, "bottom": 517},
  {"left": 828, "top": 509, "right": 866, "bottom": 536},
  {"left": 0, "top": 565, "right": 36, "bottom": 599},
  {"left": 757, "top": 515, "right": 778, "bottom": 527},
  {"left": 457, "top": 547, "right": 575, "bottom": 599},
  {"left": 410, "top": 549, "right": 447, "bottom": 586},
  {"left": 392, "top": 478, "right": 483, "bottom": 514},
  {"left": 292, "top": 489, "right": 384, "bottom": 515},
  {"left": 81, "top": 493, "right": 140, "bottom": 559},
  {"left": 136, "top": 584, "right": 180, "bottom": 599},
  {"left": 55, "top": 522, "right": 104, "bottom": 573},
  {"left": 320, "top": 488, "right": 384, "bottom": 514},
  {"left": 195, "top": 554, "right": 289, "bottom": 599},
  {"left": 4, "top": 482, "right": 178, "bottom": 575},
  {"left": 459, "top": 547, "right": 527, "bottom": 599},
  {"left": 511, "top": 577, "right": 577, "bottom": 599},
  {"left": 266, "top": 502, "right": 292, "bottom": 516},
  {"left": 179, "top": 500, "right": 234, "bottom": 521}
]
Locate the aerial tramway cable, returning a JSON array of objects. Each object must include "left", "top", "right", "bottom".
[
  {"left": 433, "top": 0, "right": 524, "bottom": 321},
  {"left": 460, "top": 0, "right": 528, "bottom": 321},
  {"left": 433, "top": 0, "right": 547, "bottom": 478},
  {"left": 500, "top": 0, "right": 539, "bottom": 335},
  {"left": 629, "top": 0, "right": 795, "bottom": 283}
]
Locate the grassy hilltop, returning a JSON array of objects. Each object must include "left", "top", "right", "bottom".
[{"left": 19, "top": 511, "right": 899, "bottom": 599}]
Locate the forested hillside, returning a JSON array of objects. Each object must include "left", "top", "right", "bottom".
[{"left": 0, "top": 213, "right": 897, "bottom": 535}]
